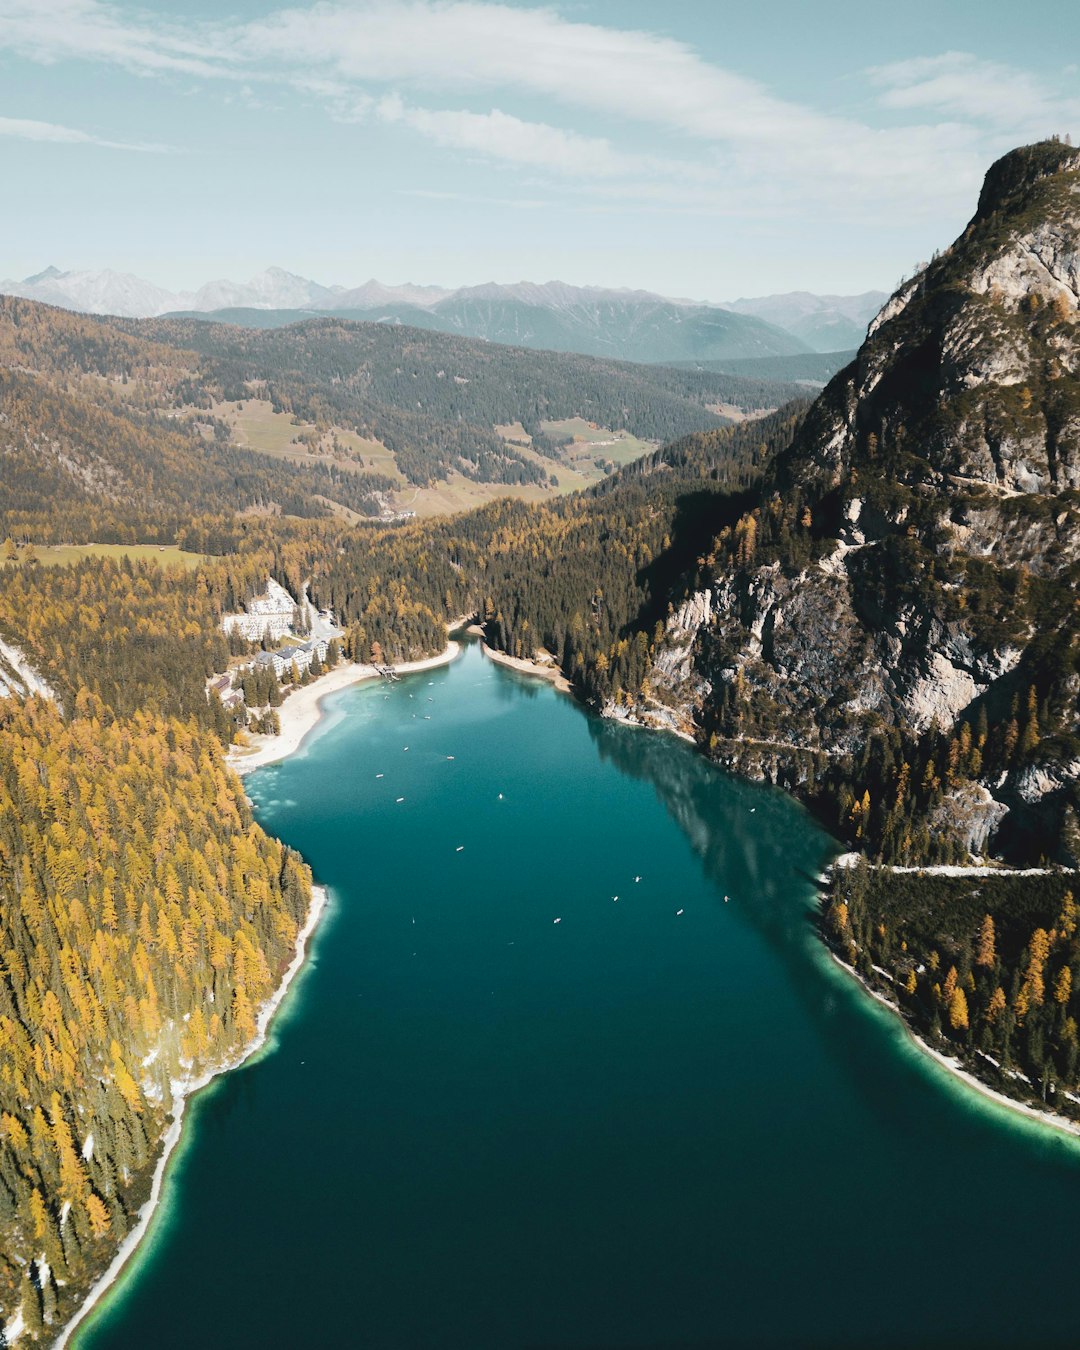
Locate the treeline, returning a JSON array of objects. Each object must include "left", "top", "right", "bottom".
[
  {"left": 825, "top": 865, "right": 1080, "bottom": 1116},
  {"left": 0, "top": 553, "right": 281, "bottom": 724},
  {"left": 0, "top": 699, "right": 311, "bottom": 1334}
]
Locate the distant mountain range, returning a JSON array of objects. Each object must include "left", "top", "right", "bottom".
[
  {"left": 0, "top": 265, "right": 886, "bottom": 363},
  {"left": 721, "top": 290, "right": 888, "bottom": 353}
]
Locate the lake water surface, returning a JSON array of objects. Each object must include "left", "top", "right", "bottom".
[{"left": 78, "top": 644, "right": 1080, "bottom": 1349}]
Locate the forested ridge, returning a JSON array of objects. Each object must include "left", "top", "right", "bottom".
[
  {"left": 121, "top": 314, "right": 801, "bottom": 487},
  {"left": 1, "top": 295, "right": 807, "bottom": 518}
]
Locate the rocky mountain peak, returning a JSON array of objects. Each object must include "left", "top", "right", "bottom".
[
  {"left": 782, "top": 140, "right": 1080, "bottom": 504},
  {"left": 974, "top": 140, "right": 1080, "bottom": 224},
  {"left": 637, "top": 142, "right": 1080, "bottom": 868}
]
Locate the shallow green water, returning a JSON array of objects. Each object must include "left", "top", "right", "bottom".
[{"left": 79, "top": 645, "right": 1080, "bottom": 1349}]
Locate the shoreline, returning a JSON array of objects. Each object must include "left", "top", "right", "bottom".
[
  {"left": 226, "top": 641, "right": 461, "bottom": 775},
  {"left": 480, "top": 640, "right": 573, "bottom": 694},
  {"left": 58, "top": 638, "right": 461, "bottom": 1345},
  {"left": 485, "top": 639, "right": 1080, "bottom": 1147},
  {"left": 825, "top": 947, "right": 1080, "bottom": 1144},
  {"left": 57, "top": 882, "right": 329, "bottom": 1349}
]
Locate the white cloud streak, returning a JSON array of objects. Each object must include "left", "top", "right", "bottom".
[
  {"left": 871, "top": 52, "right": 1080, "bottom": 133},
  {"left": 0, "top": 0, "right": 233, "bottom": 77},
  {"left": 374, "top": 93, "right": 690, "bottom": 179},
  {"left": 0, "top": 1, "right": 1075, "bottom": 217},
  {"left": 0, "top": 114, "right": 166, "bottom": 150}
]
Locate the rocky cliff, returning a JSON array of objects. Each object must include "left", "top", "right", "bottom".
[{"left": 628, "top": 141, "right": 1080, "bottom": 866}]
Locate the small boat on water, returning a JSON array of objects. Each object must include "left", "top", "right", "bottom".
[
  {"left": 396, "top": 797, "right": 405, "bottom": 803},
  {"left": 553, "top": 917, "right": 562, "bottom": 924},
  {"left": 456, "top": 846, "right": 464, "bottom": 852},
  {"left": 676, "top": 909, "right": 684, "bottom": 916}
]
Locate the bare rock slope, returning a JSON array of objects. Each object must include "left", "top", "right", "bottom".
[{"left": 633, "top": 141, "right": 1080, "bottom": 864}]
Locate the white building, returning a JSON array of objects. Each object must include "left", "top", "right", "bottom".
[{"left": 252, "top": 637, "right": 329, "bottom": 681}]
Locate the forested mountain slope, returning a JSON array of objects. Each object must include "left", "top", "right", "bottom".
[
  {"left": 120, "top": 314, "right": 804, "bottom": 485},
  {"left": 1, "top": 296, "right": 805, "bottom": 514},
  {"left": 0, "top": 299, "right": 398, "bottom": 532}
]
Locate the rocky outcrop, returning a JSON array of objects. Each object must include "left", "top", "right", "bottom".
[
  {"left": 930, "top": 783, "right": 1009, "bottom": 855},
  {"left": 1014, "top": 758, "right": 1080, "bottom": 805},
  {"left": 0, "top": 636, "right": 57, "bottom": 703},
  {"left": 632, "top": 142, "right": 1080, "bottom": 865}
]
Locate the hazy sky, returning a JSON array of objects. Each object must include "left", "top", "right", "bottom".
[{"left": 1, "top": 0, "right": 1077, "bottom": 299}]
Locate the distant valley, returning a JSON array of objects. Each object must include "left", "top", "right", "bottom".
[{"left": 0, "top": 296, "right": 812, "bottom": 524}]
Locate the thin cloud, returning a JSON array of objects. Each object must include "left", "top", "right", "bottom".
[
  {"left": 401, "top": 188, "right": 546, "bottom": 210},
  {"left": 0, "top": 114, "right": 167, "bottom": 151},
  {"left": 0, "top": 0, "right": 1073, "bottom": 219},
  {"left": 0, "top": 0, "right": 235, "bottom": 77},
  {"left": 870, "top": 52, "right": 1080, "bottom": 134},
  {"left": 375, "top": 94, "right": 696, "bottom": 180}
]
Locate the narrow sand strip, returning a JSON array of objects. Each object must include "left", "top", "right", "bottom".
[
  {"left": 226, "top": 641, "right": 461, "bottom": 775},
  {"left": 57, "top": 883, "right": 329, "bottom": 1348},
  {"left": 480, "top": 641, "right": 572, "bottom": 693},
  {"left": 827, "top": 950, "right": 1080, "bottom": 1142}
]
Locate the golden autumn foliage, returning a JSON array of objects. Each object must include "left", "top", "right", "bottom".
[{"left": 0, "top": 697, "right": 311, "bottom": 1328}]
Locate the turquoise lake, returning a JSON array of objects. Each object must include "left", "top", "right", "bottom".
[{"left": 78, "top": 643, "right": 1080, "bottom": 1349}]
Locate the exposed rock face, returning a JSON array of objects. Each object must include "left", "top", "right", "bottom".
[
  {"left": 930, "top": 784, "right": 1010, "bottom": 855},
  {"left": 0, "top": 637, "right": 58, "bottom": 703},
  {"left": 636, "top": 142, "right": 1080, "bottom": 860}
]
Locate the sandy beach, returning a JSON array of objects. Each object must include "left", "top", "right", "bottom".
[
  {"left": 226, "top": 641, "right": 461, "bottom": 775},
  {"left": 57, "top": 883, "right": 329, "bottom": 1348},
  {"left": 480, "top": 640, "right": 573, "bottom": 693}
]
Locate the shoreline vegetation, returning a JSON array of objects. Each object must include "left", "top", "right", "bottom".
[
  {"left": 825, "top": 948, "right": 1080, "bottom": 1144},
  {"left": 820, "top": 858, "right": 1080, "bottom": 1144},
  {"left": 55, "top": 639, "right": 464, "bottom": 1346},
  {"left": 56, "top": 884, "right": 329, "bottom": 1349},
  {"left": 478, "top": 638, "right": 573, "bottom": 694}
]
